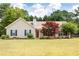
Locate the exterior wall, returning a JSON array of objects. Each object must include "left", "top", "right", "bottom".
[
  {"left": 6, "top": 20, "right": 36, "bottom": 38},
  {"left": 39, "top": 30, "right": 43, "bottom": 38},
  {"left": 6, "top": 18, "right": 66, "bottom": 38}
]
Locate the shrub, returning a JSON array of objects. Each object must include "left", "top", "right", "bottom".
[
  {"left": 1, "top": 35, "right": 9, "bottom": 39},
  {"left": 61, "top": 22, "right": 78, "bottom": 38},
  {"left": 27, "top": 33, "right": 33, "bottom": 39},
  {"left": 62, "top": 22, "right": 78, "bottom": 34},
  {"left": 77, "top": 28, "right": 79, "bottom": 34},
  {"left": 40, "top": 36, "right": 51, "bottom": 39},
  {"left": 5, "top": 35, "right": 9, "bottom": 38}
]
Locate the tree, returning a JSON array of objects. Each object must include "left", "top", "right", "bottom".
[
  {"left": 50, "top": 10, "right": 74, "bottom": 21},
  {"left": 1, "top": 7, "right": 28, "bottom": 27},
  {"left": 41, "top": 21, "right": 59, "bottom": 38},
  {"left": 43, "top": 15, "right": 48, "bottom": 21},
  {"left": 34, "top": 16, "right": 39, "bottom": 21},
  {"left": 0, "top": 3, "right": 10, "bottom": 35},
  {"left": 0, "top": 23, "right": 5, "bottom": 35},
  {"left": 75, "top": 7, "right": 79, "bottom": 16},
  {"left": 77, "top": 28, "right": 79, "bottom": 34},
  {"left": 29, "top": 15, "right": 33, "bottom": 21},
  {"left": 61, "top": 22, "right": 78, "bottom": 38},
  {"left": 37, "top": 17, "right": 42, "bottom": 21},
  {"left": 25, "top": 15, "right": 33, "bottom": 21},
  {"left": 69, "top": 7, "right": 79, "bottom": 34},
  {"left": 74, "top": 7, "right": 79, "bottom": 30},
  {"left": 0, "top": 3, "right": 10, "bottom": 18}
]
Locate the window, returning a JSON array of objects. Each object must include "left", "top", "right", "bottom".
[
  {"left": 10, "top": 30, "right": 17, "bottom": 36},
  {"left": 29, "top": 30, "right": 31, "bottom": 33},
  {"left": 43, "top": 29, "right": 53, "bottom": 36},
  {"left": 24, "top": 30, "right": 27, "bottom": 36}
]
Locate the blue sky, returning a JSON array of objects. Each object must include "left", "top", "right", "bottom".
[
  {"left": 61, "top": 3, "right": 78, "bottom": 10},
  {"left": 11, "top": 3, "right": 79, "bottom": 17}
]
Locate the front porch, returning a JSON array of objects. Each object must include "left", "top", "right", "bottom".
[{"left": 35, "top": 29, "right": 60, "bottom": 38}]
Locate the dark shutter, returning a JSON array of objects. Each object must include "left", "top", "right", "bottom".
[
  {"left": 24, "top": 30, "right": 27, "bottom": 36},
  {"left": 10, "top": 30, "right": 12, "bottom": 36},
  {"left": 15, "top": 30, "right": 17, "bottom": 36}
]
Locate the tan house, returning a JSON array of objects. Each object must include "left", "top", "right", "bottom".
[{"left": 5, "top": 18, "right": 66, "bottom": 38}]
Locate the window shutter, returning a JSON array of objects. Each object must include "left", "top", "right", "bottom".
[
  {"left": 15, "top": 30, "right": 17, "bottom": 36},
  {"left": 10, "top": 30, "right": 12, "bottom": 36},
  {"left": 24, "top": 30, "right": 27, "bottom": 36}
]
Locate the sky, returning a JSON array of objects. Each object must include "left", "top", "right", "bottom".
[{"left": 11, "top": 3, "right": 79, "bottom": 17}]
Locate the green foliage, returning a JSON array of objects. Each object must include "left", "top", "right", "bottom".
[
  {"left": 62, "top": 22, "right": 78, "bottom": 34},
  {"left": 40, "top": 36, "right": 51, "bottom": 39},
  {"left": 1, "top": 35, "right": 9, "bottom": 39},
  {"left": 25, "top": 15, "right": 33, "bottom": 21},
  {"left": 74, "top": 7, "right": 79, "bottom": 34},
  {"left": 43, "top": 10, "right": 75, "bottom": 21},
  {"left": 0, "top": 24, "right": 5, "bottom": 35},
  {"left": 37, "top": 17, "right": 43, "bottom": 21},
  {"left": 43, "top": 15, "right": 48, "bottom": 21},
  {"left": 2, "top": 7, "right": 28, "bottom": 27},
  {"left": 27, "top": 33, "right": 34, "bottom": 39},
  {"left": 0, "top": 3, "right": 10, "bottom": 35},
  {"left": 0, "top": 3, "right": 10, "bottom": 18},
  {"left": 50, "top": 10, "right": 74, "bottom": 21},
  {"left": 77, "top": 28, "right": 79, "bottom": 34},
  {"left": 29, "top": 15, "right": 33, "bottom": 21}
]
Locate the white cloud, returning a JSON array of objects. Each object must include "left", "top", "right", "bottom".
[
  {"left": 28, "top": 3, "right": 62, "bottom": 17},
  {"left": 32, "top": 4, "right": 44, "bottom": 9},
  {"left": 29, "top": 8, "right": 48, "bottom": 17},
  {"left": 28, "top": 4, "right": 47, "bottom": 17},
  {"left": 72, "top": 4, "right": 79, "bottom": 10},
  {"left": 11, "top": 3, "right": 25, "bottom": 9},
  {"left": 68, "top": 4, "right": 79, "bottom": 13},
  {"left": 48, "top": 3, "right": 61, "bottom": 10},
  {"left": 10, "top": 3, "right": 62, "bottom": 17},
  {"left": 45, "top": 3, "right": 61, "bottom": 15}
]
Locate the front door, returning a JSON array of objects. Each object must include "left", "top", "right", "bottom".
[{"left": 36, "top": 29, "right": 39, "bottom": 38}]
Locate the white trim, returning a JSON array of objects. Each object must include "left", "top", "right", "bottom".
[{"left": 5, "top": 17, "right": 34, "bottom": 29}]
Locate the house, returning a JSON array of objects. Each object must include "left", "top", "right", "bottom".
[{"left": 5, "top": 17, "right": 66, "bottom": 38}]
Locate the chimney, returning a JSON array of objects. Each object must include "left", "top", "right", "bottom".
[{"left": 33, "top": 17, "right": 37, "bottom": 28}]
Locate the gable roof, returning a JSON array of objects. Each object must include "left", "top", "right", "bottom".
[{"left": 5, "top": 17, "right": 34, "bottom": 29}]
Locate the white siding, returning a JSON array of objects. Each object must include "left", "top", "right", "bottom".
[{"left": 6, "top": 19, "right": 36, "bottom": 38}]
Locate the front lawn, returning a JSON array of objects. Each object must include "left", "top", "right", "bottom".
[{"left": 0, "top": 38, "right": 79, "bottom": 56}]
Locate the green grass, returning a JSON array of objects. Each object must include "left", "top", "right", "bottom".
[{"left": 0, "top": 38, "right": 79, "bottom": 56}]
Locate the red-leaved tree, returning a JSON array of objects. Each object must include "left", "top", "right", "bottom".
[{"left": 41, "top": 21, "right": 59, "bottom": 38}]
